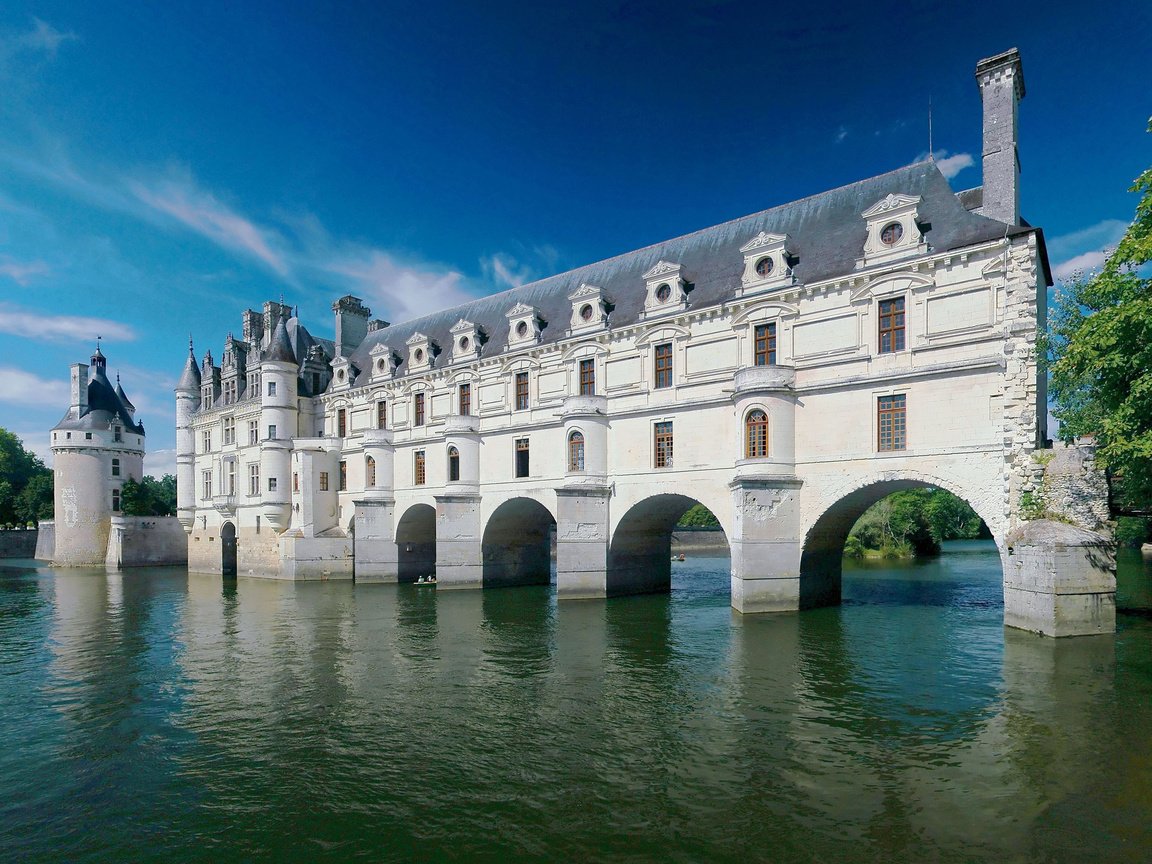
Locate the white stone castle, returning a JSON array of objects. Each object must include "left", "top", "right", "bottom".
[{"left": 177, "top": 50, "right": 1112, "bottom": 635}]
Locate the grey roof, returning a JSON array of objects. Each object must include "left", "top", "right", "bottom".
[
  {"left": 177, "top": 346, "right": 202, "bottom": 391},
  {"left": 265, "top": 318, "right": 297, "bottom": 364},
  {"left": 55, "top": 366, "right": 145, "bottom": 435},
  {"left": 115, "top": 377, "right": 136, "bottom": 412},
  {"left": 348, "top": 161, "right": 1036, "bottom": 375}
]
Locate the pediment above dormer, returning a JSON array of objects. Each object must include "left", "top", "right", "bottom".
[
  {"left": 643, "top": 260, "right": 681, "bottom": 280},
  {"left": 406, "top": 331, "right": 427, "bottom": 346},
  {"left": 740, "top": 231, "right": 789, "bottom": 253},
  {"left": 861, "top": 193, "right": 922, "bottom": 218}
]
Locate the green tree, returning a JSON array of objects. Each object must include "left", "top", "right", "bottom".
[
  {"left": 121, "top": 475, "right": 178, "bottom": 517},
  {"left": 847, "top": 489, "right": 983, "bottom": 558},
  {"left": 1048, "top": 122, "right": 1152, "bottom": 510},
  {"left": 677, "top": 503, "right": 720, "bottom": 528},
  {"left": 0, "top": 427, "right": 52, "bottom": 526}
]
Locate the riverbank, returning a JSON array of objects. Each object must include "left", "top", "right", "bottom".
[{"left": 671, "top": 528, "right": 730, "bottom": 555}]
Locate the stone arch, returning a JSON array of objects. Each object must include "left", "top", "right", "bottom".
[
  {"left": 799, "top": 469, "right": 1004, "bottom": 609},
  {"left": 608, "top": 493, "right": 730, "bottom": 597},
  {"left": 482, "top": 497, "right": 557, "bottom": 588},
  {"left": 220, "top": 521, "right": 237, "bottom": 577},
  {"left": 396, "top": 502, "right": 436, "bottom": 583}
]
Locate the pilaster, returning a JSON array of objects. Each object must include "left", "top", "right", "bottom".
[
  {"left": 729, "top": 475, "right": 806, "bottom": 613},
  {"left": 434, "top": 492, "right": 482, "bottom": 589}
]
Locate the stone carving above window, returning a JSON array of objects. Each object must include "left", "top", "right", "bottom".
[
  {"left": 738, "top": 232, "right": 795, "bottom": 297},
  {"left": 858, "top": 193, "right": 927, "bottom": 268},
  {"left": 506, "top": 302, "right": 543, "bottom": 348},
  {"left": 449, "top": 318, "right": 483, "bottom": 364},
  {"left": 406, "top": 331, "right": 436, "bottom": 372},
  {"left": 567, "top": 284, "right": 609, "bottom": 334},
  {"left": 369, "top": 342, "right": 399, "bottom": 379},
  {"left": 641, "top": 261, "right": 688, "bottom": 318}
]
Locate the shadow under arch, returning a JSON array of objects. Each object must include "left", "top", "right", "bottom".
[
  {"left": 220, "top": 521, "right": 237, "bottom": 577},
  {"left": 482, "top": 497, "right": 556, "bottom": 588},
  {"left": 396, "top": 503, "right": 436, "bottom": 583},
  {"left": 800, "top": 473, "right": 1002, "bottom": 610},
  {"left": 608, "top": 493, "right": 730, "bottom": 597}
]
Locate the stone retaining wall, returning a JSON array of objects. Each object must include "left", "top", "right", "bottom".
[{"left": 0, "top": 529, "right": 38, "bottom": 558}]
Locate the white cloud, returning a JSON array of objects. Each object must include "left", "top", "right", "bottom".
[
  {"left": 835, "top": 126, "right": 848, "bottom": 144},
  {"left": 144, "top": 449, "right": 177, "bottom": 479},
  {"left": 313, "top": 248, "right": 474, "bottom": 323},
  {"left": 1052, "top": 250, "right": 1108, "bottom": 282},
  {"left": 21, "top": 19, "right": 78, "bottom": 56},
  {"left": 915, "top": 149, "right": 975, "bottom": 180},
  {"left": 1048, "top": 218, "right": 1129, "bottom": 282},
  {"left": 0, "top": 256, "right": 49, "bottom": 285},
  {"left": 481, "top": 252, "right": 536, "bottom": 289},
  {"left": 0, "top": 366, "right": 70, "bottom": 405},
  {"left": 0, "top": 303, "right": 136, "bottom": 342}
]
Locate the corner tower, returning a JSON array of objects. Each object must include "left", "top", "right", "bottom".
[{"left": 174, "top": 339, "right": 202, "bottom": 533}]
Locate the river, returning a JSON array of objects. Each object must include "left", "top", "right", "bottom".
[{"left": 1, "top": 540, "right": 1150, "bottom": 862}]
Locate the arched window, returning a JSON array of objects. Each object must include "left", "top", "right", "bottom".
[
  {"left": 365, "top": 455, "right": 376, "bottom": 488},
  {"left": 568, "top": 431, "right": 585, "bottom": 472},
  {"left": 447, "top": 446, "right": 460, "bottom": 482},
  {"left": 745, "top": 409, "right": 769, "bottom": 458}
]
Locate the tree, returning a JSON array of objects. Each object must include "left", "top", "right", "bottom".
[
  {"left": 0, "top": 427, "right": 52, "bottom": 526},
  {"left": 1048, "top": 122, "right": 1152, "bottom": 510},
  {"left": 120, "top": 475, "right": 178, "bottom": 517},
  {"left": 677, "top": 503, "right": 720, "bottom": 528},
  {"left": 847, "top": 489, "right": 983, "bottom": 557}
]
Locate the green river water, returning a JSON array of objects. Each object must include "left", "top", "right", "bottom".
[{"left": 1, "top": 540, "right": 1151, "bottom": 863}]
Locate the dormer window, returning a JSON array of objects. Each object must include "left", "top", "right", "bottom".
[
  {"left": 567, "top": 284, "right": 609, "bottom": 335},
  {"left": 858, "top": 194, "right": 926, "bottom": 268},
  {"left": 369, "top": 343, "right": 398, "bottom": 379},
  {"left": 641, "top": 261, "right": 688, "bottom": 317},
  {"left": 406, "top": 332, "right": 435, "bottom": 371},
  {"left": 506, "top": 303, "right": 543, "bottom": 348},
  {"left": 738, "top": 232, "right": 794, "bottom": 297},
  {"left": 449, "top": 319, "right": 482, "bottom": 363}
]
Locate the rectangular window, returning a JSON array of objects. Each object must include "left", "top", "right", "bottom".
[
  {"left": 376, "top": 400, "right": 387, "bottom": 430},
  {"left": 267, "top": 380, "right": 277, "bottom": 396},
  {"left": 459, "top": 383, "right": 471, "bottom": 416},
  {"left": 319, "top": 471, "right": 329, "bottom": 492},
  {"left": 202, "top": 430, "right": 212, "bottom": 452},
  {"left": 312, "top": 372, "right": 321, "bottom": 394},
  {"left": 414, "top": 392, "right": 425, "bottom": 426},
  {"left": 515, "top": 372, "right": 529, "bottom": 411},
  {"left": 249, "top": 463, "right": 260, "bottom": 496},
  {"left": 112, "top": 458, "right": 120, "bottom": 477},
  {"left": 878, "top": 298, "right": 906, "bottom": 353},
  {"left": 339, "top": 461, "right": 347, "bottom": 491},
  {"left": 877, "top": 394, "right": 907, "bottom": 451},
  {"left": 754, "top": 323, "right": 777, "bottom": 366},
  {"left": 267, "top": 424, "right": 277, "bottom": 440},
  {"left": 414, "top": 451, "right": 426, "bottom": 486},
  {"left": 293, "top": 473, "right": 299, "bottom": 492},
  {"left": 114, "top": 426, "right": 122, "bottom": 442},
  {"left": 268, "top": 477, "right": 277, "bottom": 492},
  {"left": 226, "top": 461, "right": 236, "bottom": 495},
  {"left": 515, "top": 438, "right": 530, "bottom": 478},
  {"left": 222, "top": 416, "right": 235, "bottom": 445},
  {"left": 248, "top": 420, "right": 258, "bottom": 446},
  {"left": 202, "top": 470, "right": 212, "bottom": 500},
  {"left": 654, "top": 342, "right": 673, "bottom": 389},
  {"left": 579, "top": 358, "right": 595, "bottom": 396},
  {"left": 85, "top": 432, "right": 92, "bottom": 440},
  {"left": 112, "top": 489, "right": 120, "bottom": 512},
  {"left": 338, "top": 409, "right": 347, "bottom": 438},
  {"left": 654, "top": 421, "right": 674, "bottom": 468}
]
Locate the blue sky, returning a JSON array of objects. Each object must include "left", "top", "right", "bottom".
[{"left": 1, "top": 2, "right": 1148, "bottom": 475}]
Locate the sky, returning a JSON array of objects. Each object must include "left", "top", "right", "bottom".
[{"left": 1, "top": 1, "right": 1149, "bottom": 476}]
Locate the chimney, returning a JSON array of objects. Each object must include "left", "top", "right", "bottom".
[
  {"left": 70, "top": 363, "right": 89, "bottom": 417},
  {"left": 332, "top": 295, "right": 372, "bottom": 357},
  {"left": 975, "top": 48, "right": 1025, "bottom": 226}
]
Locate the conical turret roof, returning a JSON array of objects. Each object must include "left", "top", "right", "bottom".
[
  {"left": 177, "top": 340, "right": 202, "bottom": 391},
  {"left": 265, "top": 318, "right": 297, "bottom": 364},
  {"left": 115, "top": 374, "right": 136, "bottom": 411}
]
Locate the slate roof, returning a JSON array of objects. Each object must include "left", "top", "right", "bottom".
[
  {"left": 55, "top": 365, "right": 145, "bottom": 435},
  {"left": 348, "top": 161, "right": 1038, "bottom": 376}
]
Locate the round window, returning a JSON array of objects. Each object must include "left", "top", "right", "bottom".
[
  {"left": 337, "top": 369, "right": 345, "bottom": 381},
  {"left": 655, "top": 283, "right": 672, "bottom": 302},
  {"left": 414, "top": 348, "right": 424, "bottom": 362},
  {"left": 580, "top": 303, "right": 594, "bottom": 321},
  {"left": 755, "top": 256, "right": 774, "bottom": 278},
  {"left": 516, "top": 321, "right": 529, "bottom": 337},
  {"left": 880, "top": 221, "right": 904, "bottom": 246},
  {"left": 459, "top": 336, "right": 470, "bottom": 351},
  {"left": 376, "top": 358, "right": 386, "bottom": 372}
]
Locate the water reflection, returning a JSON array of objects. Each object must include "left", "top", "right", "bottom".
[{"left": 0, "top": 544, "right": 1149, "bottom": 862}]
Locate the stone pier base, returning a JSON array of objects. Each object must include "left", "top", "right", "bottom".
[{"left": 1004, "top": 520, "right": 1116, "bottom": 637}]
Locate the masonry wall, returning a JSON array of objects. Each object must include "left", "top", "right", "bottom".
[
  {"left": 0, "top": 529, "right": 38, "bottom": 559},
  {"left": 106, "top": 516, "right": 188, "bottom": 567}
]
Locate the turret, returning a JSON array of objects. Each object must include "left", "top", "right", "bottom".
[
  {"left": 175, "top": 338, "right": 202, "bottom": 533},
  {"left": 260, "top": 318, "right": 298, "bottom": 529}
]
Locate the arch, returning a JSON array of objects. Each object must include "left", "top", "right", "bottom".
[
  {"left": 567, "top": 431, "right": 585, "bottom": 472},
  {"left": 365, "top": 454, "right": 376, "bottom": 488},
  {"left": 799, "top": 471, "right": 1002, "bottom": 610},
  {"left": 745, "top": 408, "right": 769, "bottom": 458},
  {"left": 220, "top": 521, "right": 237, "bottom": 577},
  {"left": 608, "top": 494, "right": 730, "bottom": 597},
  {"left": 396, "top": 503, "right": 436, "bottom": 583},
  {"left": 447, "top": 446, "right": 460, "bottom": 482},
  {"left": 482, "top": 497, "right": 557, "bottom": 588}
]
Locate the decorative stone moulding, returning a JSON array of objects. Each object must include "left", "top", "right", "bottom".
[
  {"left": 329, "top": 355, "right": 356, "bottom": 391},
  {"left": 406, "top": 332, "right": 436, "bottom": 371},
  {"left": 560, "top": 394, "right": 608, "bottom": 418},
  {"left": 641, "top": 260, "right": 689, "bottom": 317},
  {"left": 567, "top": 284, "right": 610, "bottom": 334},
  {"left": 360, "top": 428, "right": 394, "bottom": 447},
  {"left": 506, "top": 302, "right": 543, "bottom": 348},
  {"left": 443, "top": 414, "right": 480, "bottom": 434},
  {"left": 738, "top": 232, "right": 795, "bottom": 296},
  {"left": 369, "top": 342, "right": 399, "bottom": 379},
  {"left": 449, "top": 318, "right": 483, "bottom": 363},
  {"left": 858, "top": 194, "right": 927, "bottom": 269},
  {"left": 733, "top": 365, "right": 796, "bottom": 394}
]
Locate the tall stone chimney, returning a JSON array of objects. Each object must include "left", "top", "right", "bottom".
[
  {"left": 975, "top": 48, "right": 1025, "bottom": 226},
  {"left": 70, "top": 363, "right": 89, "bottom": 417},
  {"left": 333, "top": 295, "right": 371, "bottom": 357}
]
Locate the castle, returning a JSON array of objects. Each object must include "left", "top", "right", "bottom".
[{"left": 175, "top": 50, "right": 1114, "bottom": 636}]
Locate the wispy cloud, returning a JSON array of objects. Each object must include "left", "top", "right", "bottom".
[
  {"left": 481, "top": 252, "right": 536, "bottom": 289},
  {"left": 0, "top": 303, "right": 136, "bottom": 342},
  {"left": 20, "top": 18, "right": 78, "bottom": 57},
  {"left": 0, "top": 255, "right": 49, "bottom": 285},
  {"left": 0, "top": 366, "right": 70, "bottom": 405},
  {"left": 311, "top": 247, "right": 473, "bottom": 322},
  {"left": 1052, "top": 251, "right": 1108, "bottom": 282},
  {"left": 915, "top": 149, "right": 975, "bottom": 180},
  {"left": 143, "top": 449, "right": 177, "bottom": 479},
  {"left": 1048, "top": 218, "right": 1128, "bottom": 282},
  {"left": 835, "top": 125, "right": 848, "bottom": 144}
]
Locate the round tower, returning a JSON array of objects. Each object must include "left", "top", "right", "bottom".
[
  {"left": 50, "top": 345, "right": 146, "bottom": 566},
  {"left": 174, "top": 339, "right": 202, "bottom": 533},
  {"left": 260, "top": 317, "right": 298, "bottom": 529}
]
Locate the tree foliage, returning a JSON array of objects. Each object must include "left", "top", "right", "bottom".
[
  {"left": 0, "top": 427, "right": 53, "bottom": 526},
  {"left": 121, "top": 475, "right": 177, "bottom": 517},
  {"left": 1048, "top": 123, "right": 1152, "bottom": 509},
  {"left": 847, "top": 489, "right": 984, "bottom": 558},
  {"left": 677, "top": 503, "right": 720, "bottom": 528}
]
